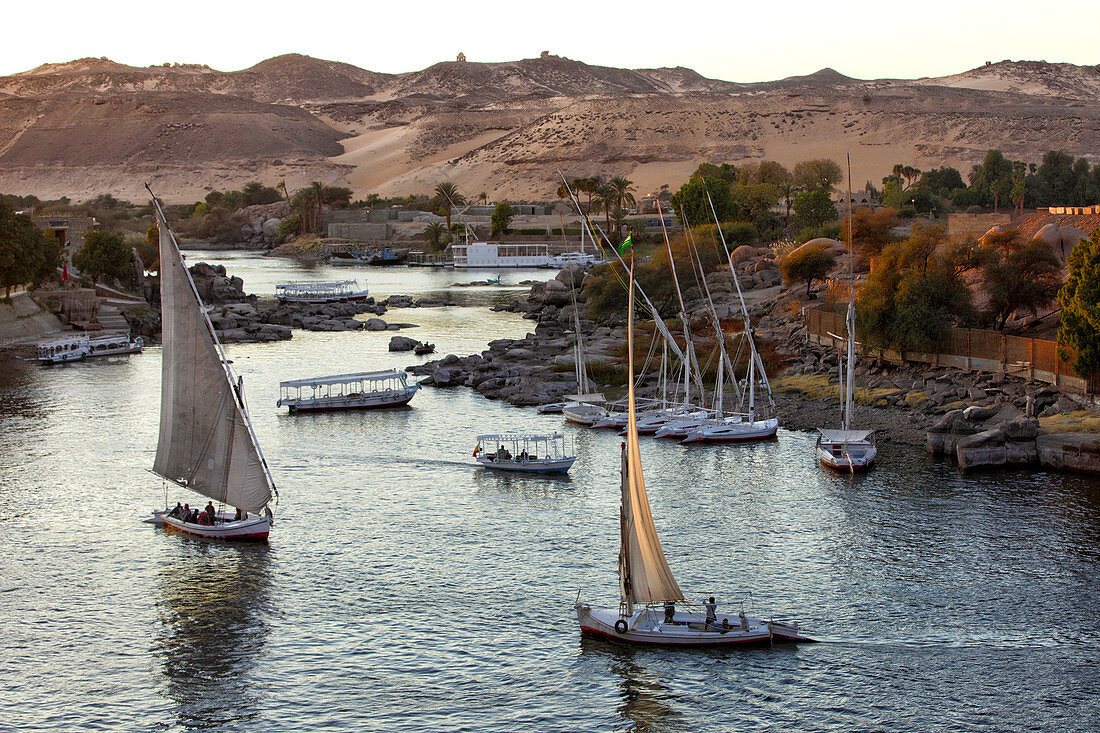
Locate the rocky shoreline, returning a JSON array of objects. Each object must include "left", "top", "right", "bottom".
[
  {"left": 403, "top": 255, "right": 1100, "bottom": 472},
  {"left": 123, "top": 263, "right": 423, "bottom": 343}
]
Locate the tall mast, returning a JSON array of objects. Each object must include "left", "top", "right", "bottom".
[
  {"left": 705, "top": 190, "right": 774, "bottom": 411},
  {"left": 656, "top": 200, "right": 696, "bottom": 408},
  {"left": 844, "top": 155, "right": 855, "bottom": 431}
]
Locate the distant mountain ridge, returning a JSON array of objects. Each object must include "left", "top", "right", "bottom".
[{"left": 0, "top": 54, "right": 1098, "bottom": 202}]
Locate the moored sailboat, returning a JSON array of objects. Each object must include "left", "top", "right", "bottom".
[
  {"left": 575, "top": 249, "right": 812, "bottom": 645},
  {"left": 816, "top": 157, "right": 876, "bottom": 472},
  {"left": 143, "top": 188, "right": 278, "bottom": 541}
]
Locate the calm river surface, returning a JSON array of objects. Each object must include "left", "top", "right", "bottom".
[{"left": 2, "top": 252, "right": 1099, "bottom": 732}]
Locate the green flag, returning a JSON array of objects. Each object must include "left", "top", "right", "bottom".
[{"left": 617, "top": 234, "right": 632, "bottom": 255}]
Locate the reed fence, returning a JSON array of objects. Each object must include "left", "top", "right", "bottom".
[{"left": 804, "top": 306, "right": 1100, "bottom": 396}]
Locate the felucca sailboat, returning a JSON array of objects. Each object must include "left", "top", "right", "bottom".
[
  {"left": 816, "top": 157, "right": 877, "bottom": 472},
  {"left": 143, "top": 188, "right": 278, "bottom": 541},
  {"left": 575, "top": 249, "right": 812, "bottom": 645}
]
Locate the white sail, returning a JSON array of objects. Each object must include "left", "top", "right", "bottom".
[
  {"left": 152, "top": 204, "right": 274, "bottom": 513},
  {"left": 618, "top": 256, "right": 684, "bottom": 614}
]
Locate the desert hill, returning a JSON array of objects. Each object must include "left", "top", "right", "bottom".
[{"left": 0, "top": 53, "right": 1098, "bottom": 203}]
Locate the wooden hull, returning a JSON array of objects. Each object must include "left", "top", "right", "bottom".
[
  {"left": 476, "top": 456, "right": 575, "bottom": 473},
  {"left": 576, "top": 604, "right": 814, "bottom": 645},
  {"left": 576, "top": 605, "right": 774, "bottom": 646},
  {"left": 151, "top": 511, "right": 270, "bottom": 542}
]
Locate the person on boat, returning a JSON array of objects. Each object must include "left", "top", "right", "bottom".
[
  {"left": 664, "top": 601, "right": 676, "bottom": 624},
  {"left": 196, "top": 511, "right": 212, "bottom": 526},
  {"left": 519, "top": 449, "right": 528, "bottom": 462},
  {"left": 180, "top": 504, "right": 191, "bottom": 522},
  {"left": 704, "top": 597, "right": 718, "bottom": 627},
  {"left": 204, "top": 502, "right": 217, "bottom": 525},
  {"left": 168, "top": 502, "right": 183, "bottom": 519},
  {"left": 233, "top": 508, "right": 245, "bottom": 522},
  {"left": 738, "top": 610, "right": 749, "bottom": 630}
]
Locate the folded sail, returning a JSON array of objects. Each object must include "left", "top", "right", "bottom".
[
  {"left": 618, "top": 258, "right": 684, "bottom": 612},
  {"left": 153, "top": 213, "right": 273, "bottom": 512}
]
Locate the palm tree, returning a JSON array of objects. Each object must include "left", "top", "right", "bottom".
[
  {"left": 478, "top": 192, "right": 488, "bottom": 206},
  {"left": 423, "top": 222, "right": 447, "bottom": 253},
  {"left": 607, "top": 176, "right": 636, "bottom": 238},
  {"left": 309, "top": 181, "right": 325, "bottom": 234},
  {"left": 778, "top": 181, "right": 798, "bottom": 229},
  {"left": 593, "top": 183, "right": 615, "bottom": 239},
  {"left": 434, "top": 181, "right": 466, "bottom": 231}
]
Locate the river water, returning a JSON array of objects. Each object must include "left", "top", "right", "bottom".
[{"left": 2, "top": 252, "right": 1099, "bottom": 732}]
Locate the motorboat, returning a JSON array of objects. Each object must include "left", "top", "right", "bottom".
[
  {"left": 328, "top": 251, "right": 369, "bottom": 266},
  {"left": 142, "top": 188, "right": 277, "bottom": 542},
  {"left": 275, "top": 280, "right": 370, "bottom": 304},
  {"left": 367, "top": 247, "right": 404, "bottom": 266},
  {"left": 575, "top": 251, "right": 813, "bottom": 646},
  {"left": 474, "top": 433, "right": 576, "bottom": 473},
  {"left": 278, "top": 370, "right": 418, "bottom": 413}
]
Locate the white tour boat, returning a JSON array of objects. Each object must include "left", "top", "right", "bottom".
[
  {"left": 473, "top": 433, "right": 576, "bottom": 473},
  {"left": 275, "top": 280, "right": 370, "bottom": 304},
  {"left": 451, "top": 242, "right": 553, "bottom": 268},
  {"left": 575, "top": 253, "right": 813, "bottom": 646},
  {"left": 38, "top": 332, "right": 144, "bottom": 363},
  {"left": 277, "top": 370, "right": 419, "bottom": 413},
  {"left": 36, "top": 335, "right": 90, "bottom": 363},
  {"left": 142, "top": 188, "right": 277, "bottom": 542}
]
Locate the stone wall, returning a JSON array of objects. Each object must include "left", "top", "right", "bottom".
[
  {"left": 327, "top": 222, "right": 392, "bottom": 241},
  {"left": 947, "top": 212, "right": 1012, "bottom": 241}
]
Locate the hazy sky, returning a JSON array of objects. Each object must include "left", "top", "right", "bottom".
[{"left": 4, "top": 0, "right": 1097, "bottom": 81}]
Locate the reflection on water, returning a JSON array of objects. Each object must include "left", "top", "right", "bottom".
[
  {"left": 4, "top": 255, "right": 1100, "bottom": 731},
  {"left": 579, "top": 638, "right": 680, "bottom": 733},
  {"left": 154, "top": 542, "right": 272, "bottom": 730}
]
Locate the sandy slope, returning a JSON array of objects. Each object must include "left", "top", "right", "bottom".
[{"left": 2, "top": 55, "right": 1100, "bottom": 202}]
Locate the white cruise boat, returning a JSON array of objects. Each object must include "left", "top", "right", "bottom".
[
  {"left": 474, "top": 433, "right": 576, "bottom": 473},
  {"left": 275, "top": 280, "right": 370, "bottom": 304},
  {"left": 451, "top": 242, "right": 552, "bottom": 268},
  {"left": 278, "top": 370, "right": 418, "bottom": 413}
]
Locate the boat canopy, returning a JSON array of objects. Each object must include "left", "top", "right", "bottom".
[
  {"left": 153, "top": 211, "right": 274, "bottom": 514},
  {"left": 477, "top": 433, "right": 565, "bottom": 443},
  {"left": 817, "top": 428, "right": 874, "bottom": 443},
  {"left": 279, "top": 370, "right": 407, "bottom": 389},
  {"left": 564, "top": 392, "right": 606, "bottom": 402}
]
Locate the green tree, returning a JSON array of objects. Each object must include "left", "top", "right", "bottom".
[
  {"left": 433, "top": 181, "right": 466, "bottom": 231},
  {"left": 793, "top": 189, "right": 837, "bottom": 230},
  {"left": 490, "top": 202, "right": 514, "bottom": 238},
  {"left": 1058, "top": 229, "right": 1100, "bottom": 376},
  {"left": 73, "top": 230, "right": 132, "bottom": 286},
  {"left": 857, "top": 223, "right": 974, "bottom": 352},
  {"left": 241, "top": 181, "right": 281, "bottom": 207},
  {"left": 0, "top": 200, "right": 52, "bottom": 296},
  {"left": 982, "top": 232, "right": 1061, "bottom": 330},
  {"left": 779, "top": 241, "right": 836, "bottom": 297},
  {"left": 670, "top": 176, "right": 733, "bottom": 227},
  {"left": 792, "top": 158, "right": 842, "bottom": 193},
  {"left": 422, "top": 222, "right": 448, "bottom": 252},
  {"left": 972, "top": 150, "right": 1015, "bottom": 211}
]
